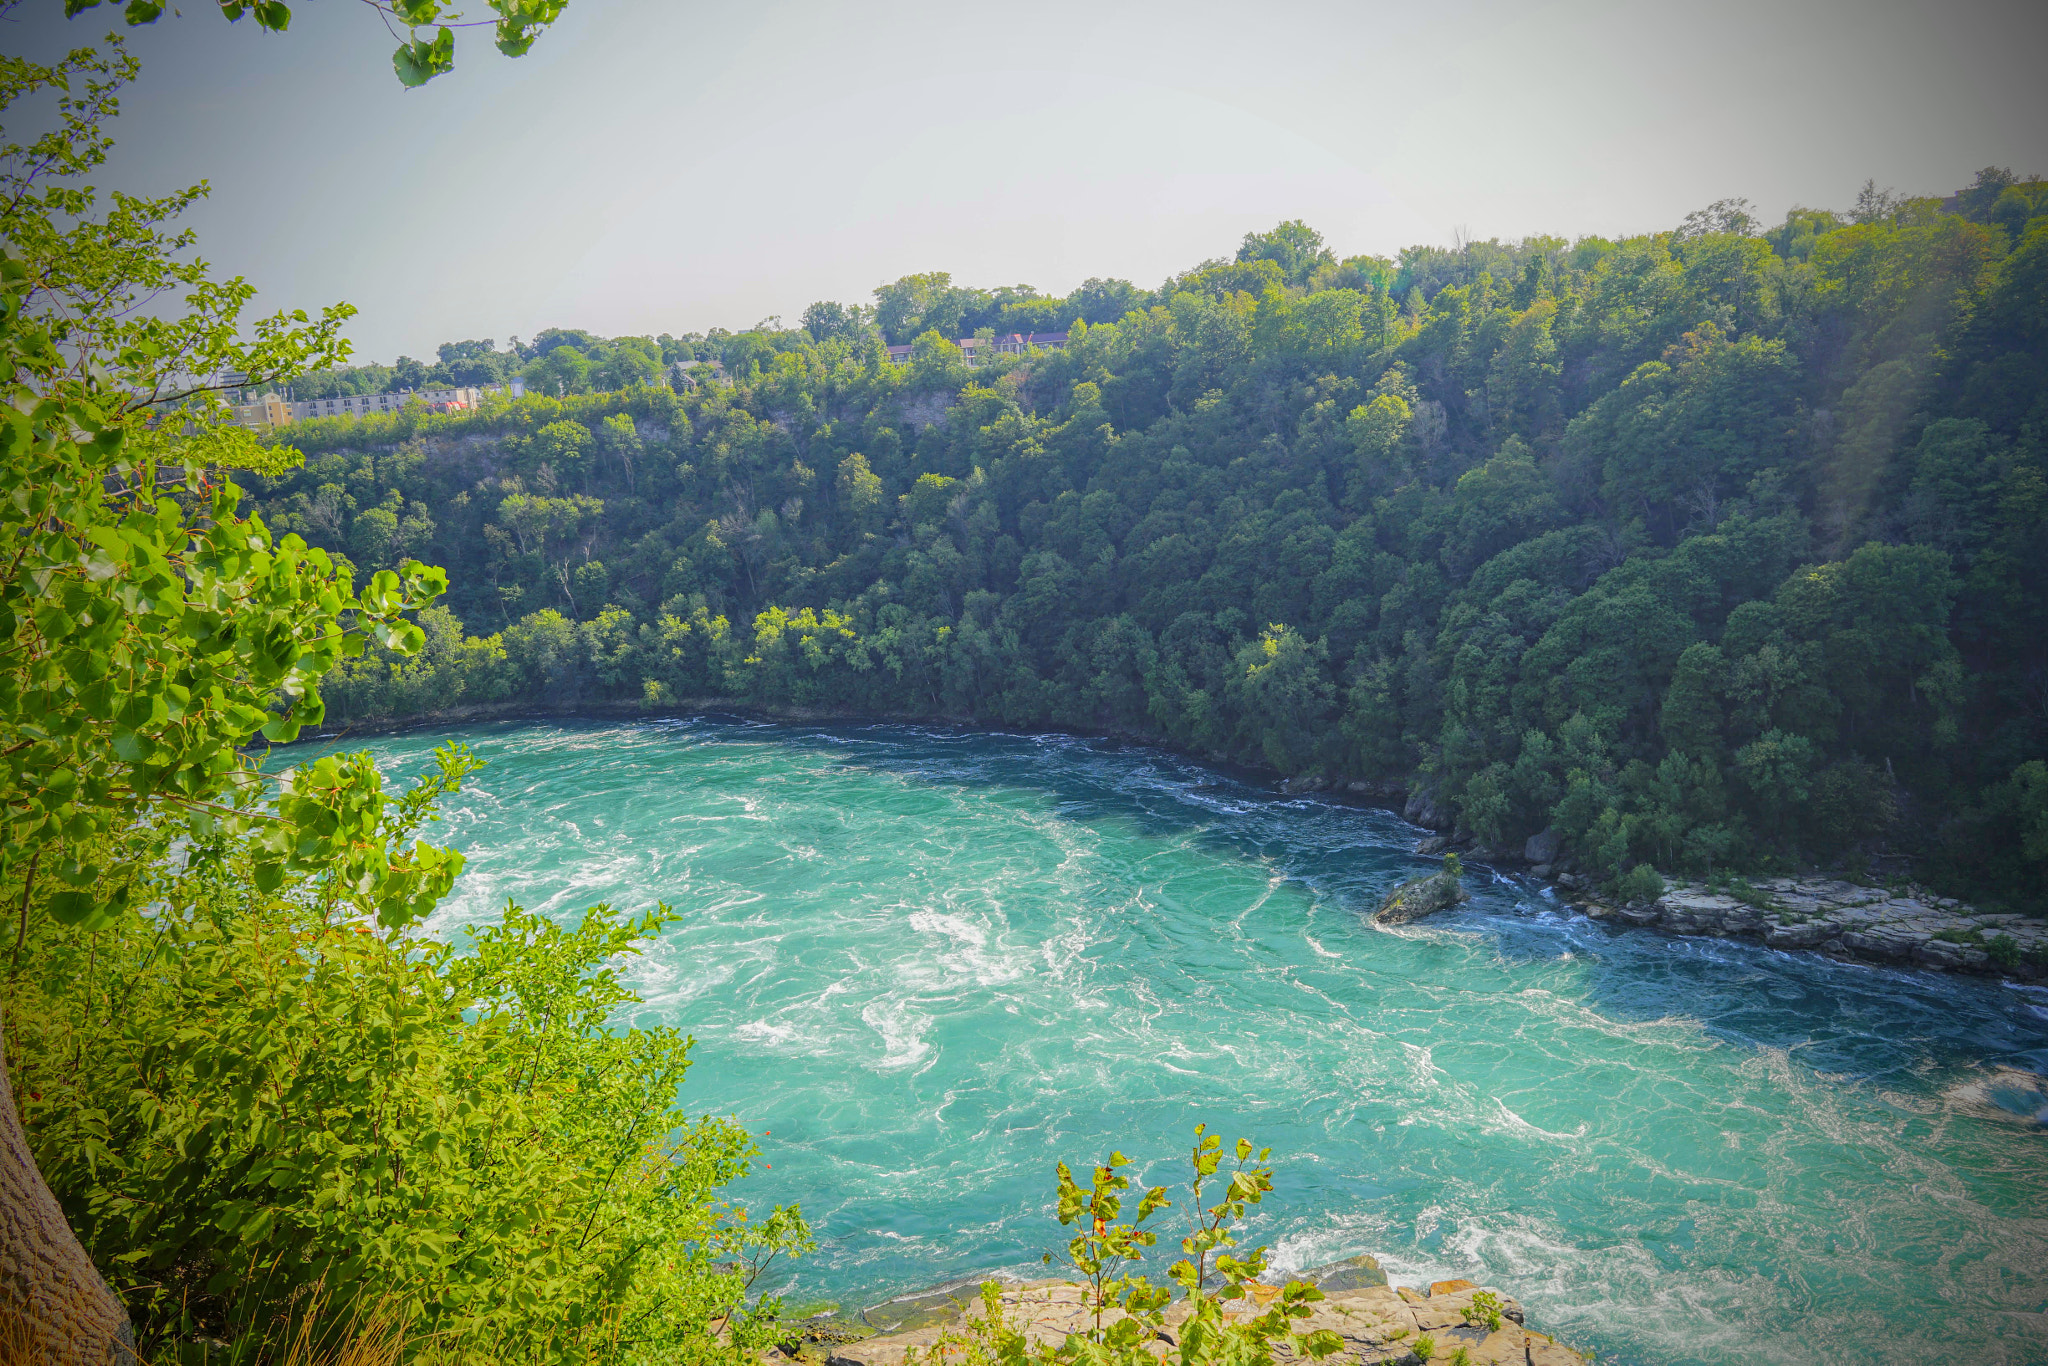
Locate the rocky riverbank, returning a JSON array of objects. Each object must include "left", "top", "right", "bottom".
[
  {"left": 806, "top": 1257, "right": 1588, "bottom": 1366},
  {"left": 1535, "top": 870, "right": 2047, "bottom": 982}
]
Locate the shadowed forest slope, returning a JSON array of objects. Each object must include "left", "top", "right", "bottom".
[{"left": 249, "top": 176, "right": 2048, "bottom": 909}]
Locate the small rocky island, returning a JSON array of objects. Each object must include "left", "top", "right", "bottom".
[
  {"left": 1372, "top": 859, "right": 1471, "bottom": 926},
  {"left": 810, "top": 1257, "right": 1587, "bottom": 1366}
]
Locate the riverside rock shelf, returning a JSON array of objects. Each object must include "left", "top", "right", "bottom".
[
  {"left": 1543, "top": 873, "right": 2048, "bottom": 981},
  {"left": 814, "top": 1261, "right": 1588, "bottom": 1366}
]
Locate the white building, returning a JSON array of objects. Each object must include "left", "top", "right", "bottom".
[
  {"left": 881, "top": 331, "right": 1069, "bottom": 367},
  {"left": 229, "top": 383, "right": 519, "bottom": 431}
]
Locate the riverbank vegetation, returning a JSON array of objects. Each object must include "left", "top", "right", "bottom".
[{"left": 259, "top": 185, "right": 2048, "bottom": 911}]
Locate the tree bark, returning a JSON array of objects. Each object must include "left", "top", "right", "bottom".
[{"left": 0, "top": 1009, "right": 136, "bottom": 1364}]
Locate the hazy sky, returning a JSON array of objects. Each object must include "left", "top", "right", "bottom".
[{"left": 10, "top": 0, "right": 2046, "bottom": 364}]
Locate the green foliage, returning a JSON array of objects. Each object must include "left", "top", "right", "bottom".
[
  {"left": 927, "top": 1125, "right": 1341, "bottom": 1366},
  {"left": 236, "top": 189, "right": 2048, "bottom": 910},
  {"left": 1617, "top": 863, "right": 1666, "bottom": 905},
  {"left": 1464, "top": 1290, "right": 1505, "bottom": 1333},
  {"left": 1707, "top": 873, "right": 1782, "bottom": 913},
  {"left": 63, "top": 0, "right": 570, "bottom": 86},
  {"left": 9, "top": 760, "right": 810, "bottom": 1356},
  {"left": 0, "top": 43, "right": 456, "bottom": 942}
]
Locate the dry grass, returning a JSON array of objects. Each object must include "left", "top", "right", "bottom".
[{"left": 0, "top": 1304, "right": 409, "bottom": 1366}]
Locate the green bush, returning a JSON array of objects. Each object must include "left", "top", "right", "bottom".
[
  {"left": 10, "top": 749, "right": 809, "bottom": 1360},
  {"left": 1986, "top": 933, "right": 2021, "bottom": 967},
  {"left": 916, "top": 1126, "right": 1342, "bottom": 1366},
  {"left": 1617, "top": 863, "right": 1666, "bottom": 905}
]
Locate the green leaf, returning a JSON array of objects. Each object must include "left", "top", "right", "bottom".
[
  {"left": 393, "top": 26, "right": 456, "bottom": 86},
  {"left": 48, "top": 890, "right": 123, "bottom": 931}
]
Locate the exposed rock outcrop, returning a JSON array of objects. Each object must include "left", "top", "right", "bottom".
[
  {"left": 1402, "top": 786, "right": 1449, "bottom": 830},
  {"left": 1374, "top": 867, "right": 1470, "bottom": 926},
  {"left": 822, "top": 1269, "right": 1587, "bottom": 1366},
  {"left": 1554, "top": 875, "right": 2048, "bottom": 981}
]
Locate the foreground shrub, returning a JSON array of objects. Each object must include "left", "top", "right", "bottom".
[
  {"left": 915, "top": 1125, "right": 1343, "bottom": 1366},
  {"left": 1616, "top": 863, "right": 1666, "bottom": 905},
  {"left": 6, "top": 747, "right": 809, "bottom": 1362}
]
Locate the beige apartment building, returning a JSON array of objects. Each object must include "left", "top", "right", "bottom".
[{"left": 228, "top": 384, "right": 509, "bottom": 431}]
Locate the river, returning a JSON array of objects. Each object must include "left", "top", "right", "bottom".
[{"left": 339, "top": 718, "right": 2048, "bottom": 1365}]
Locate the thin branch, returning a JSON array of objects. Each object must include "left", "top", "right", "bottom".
[{"left": 11, "top": 852, "right": 40, "bottom": 975}]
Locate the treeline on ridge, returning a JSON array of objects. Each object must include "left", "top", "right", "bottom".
[{"left": 248, "top": 173, "right": 2048, "bottom": 911}]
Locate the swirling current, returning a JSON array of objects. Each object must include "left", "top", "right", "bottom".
[{"left": 335, "top": 719, "right": 2048, "bottom": 1365}]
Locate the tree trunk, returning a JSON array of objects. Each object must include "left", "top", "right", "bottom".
[{"left": 0, "top": 1011, "right": 136, "bottom": 1364}]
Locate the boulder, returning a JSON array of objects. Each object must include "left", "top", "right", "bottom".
[
  {"left": 1403, "top": 785, "right": 1448, "bottom": 829},
  {"left": 1764, "top": 921, "right": 1832, "bottom": 949},
  {"left": 1373, "top": 869, "right": 1469, "bottom": 926},
  {"left": 1298, "top": 1253, "right": 1389, "bottom": 1292},
  {"left": 1523, "top": 827, "right": 1562, "bottom": 866}
]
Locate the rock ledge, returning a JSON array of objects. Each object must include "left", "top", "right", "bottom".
[
  {"left": 820, "top": 1261, "right": 1587, "bottom": 1366},
  {"left": 1550, "top": 874, "right": 2047, "bottom": 981}
]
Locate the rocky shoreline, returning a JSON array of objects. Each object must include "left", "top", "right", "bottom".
[
  {"left": 802, "top": 1257, "right": 1588, "bottom": 1366},
  {"left": 1537, "top": 871, "right": 2047, "bottom": 982}
]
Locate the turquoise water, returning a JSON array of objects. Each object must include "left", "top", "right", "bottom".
[{"left": 341, "top": 719, "right": 2048, "bottom": 1365}]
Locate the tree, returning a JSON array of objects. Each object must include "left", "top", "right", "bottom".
[
  {"left": 837, "top": 451, "right": 885, "bottom": 540},
  {"left": 495, "top": 491, "right": 602, "bottom": 610},
  {"left": 63, "top": 0, "right": 571, "bottom": 87},
  {"left": 1236, "top": 220, "right": 1334, "bottom": 287},
  {"left": 595, "top": 411, "right": 642, "bottom": 491},
  {"left": 523, "top": 343, "right": 592, "bottom": 396},
  {"left": 1066, "top": 277, "right": 1144, "bottom": 325},
  {"left": 0, "top": 44, "right": 451, "bottom": 1355},
  {"left": 801, "top": 299, "right": 871, "bottom": 344},
  {"left": 530, "top": 417, "right": 595, "bottom": 480},
  {"left": 1228, "top": 624, "right": 1335, "bottom": 773},
  {"left": 1674, "top": 197, "right": 1759, "bottom": 239},
  {"left": 874, "top": 271, "right": 954, "bottom": 345}
]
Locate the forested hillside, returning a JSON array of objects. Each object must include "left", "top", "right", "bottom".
[{"left": 251, "top": 172, "right": 2048, "bottom": 909}]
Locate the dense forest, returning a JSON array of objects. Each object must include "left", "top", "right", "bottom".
[{"left": 251, "top": 172, "right": 2048, "bottom": 910}]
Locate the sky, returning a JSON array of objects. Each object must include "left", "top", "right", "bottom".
[{"left": 8, "top": 0, "right": 2047, "bottom": 364}]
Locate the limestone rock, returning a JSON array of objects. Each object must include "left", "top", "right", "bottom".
[
  {"left": 1373, "top": 869, "right": 1469, "bottom": 926},
  {"left": 1523, "top": 827, "right": 1561, "bottom": 866},
  {"left": 830, "top": 1276, "right": 1588, "bottom": 1366},
  {"left": 1403, "top": 786, "right": 1448, "bottom": 829},
  {"left": 1299, "top": 1252, "right": 1389, "bottom": 1292},
  {"left": 1548, "top": 871, "right": 2047, "bottom": 982}
]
